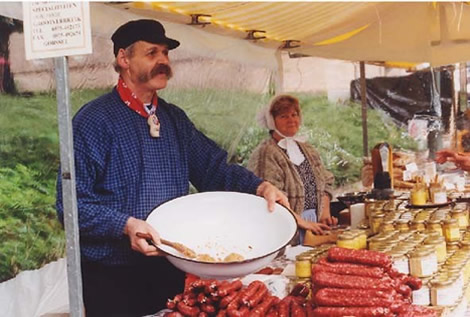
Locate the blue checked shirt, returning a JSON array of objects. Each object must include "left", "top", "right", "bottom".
[{"left": 56, "top": 89, "right": 263, "bottom": 265}]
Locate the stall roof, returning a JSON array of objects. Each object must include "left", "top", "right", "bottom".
[
  {"left": 2, "top": 2, "right": 470, "bottom": 67},
  {"left": 106, "top": 1, "right": 470, "bottom": 67}
]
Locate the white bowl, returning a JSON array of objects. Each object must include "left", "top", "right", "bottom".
[{"left": 146, "top": 191, "right": 297, "bottom": 279}]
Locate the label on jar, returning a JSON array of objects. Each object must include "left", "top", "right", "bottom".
[
  {"left": 433, "top": 192, "right": 447, "bottom": 204},
  {"left": 421, "top": 254, "right": 438, "bottom": 276},
  {"left": 433, "top": 284, "right": 453, "bottom": 306},
  {"left": 393, "top": 258, "right": 409, "bottom": 275},
  {"left": 412, "top": 286, "right": 430, "bottom": 305}
]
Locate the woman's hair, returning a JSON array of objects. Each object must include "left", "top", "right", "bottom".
[{"left": 269, "top": 95, "right": 300, "bottom": 118}]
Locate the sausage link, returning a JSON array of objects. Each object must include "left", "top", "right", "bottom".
[
  {"left": 312, "top": 306, "right": 392, "bottom": 317},
  {"left": 277, "top": 296, "right": 293, "bottom": 317},
  {"left": 217, "top": 280, "right": 243, "bottom": 297},
  {"left": 227, "top": 305, "right": 250, "bottom": 317},
  {"left": 247, "top": 284, "right": 268, "bottom": 308},
  {"left": 220, "top": 290, "right": 240, "bottom": 308},
  {"left": 327, "top": 247, "right": 392, "bottom": 269},
  {"left": 314, "top": 288, "right": 394, "bottom": 307},
  {"left": 165, "top": 312, "right": 184, "bottom": 317},
  {"left": 291, "top": 299, "right": 307, "bottom": 317},
  {"left": 177, "top": 301, "right": 200, "bottom": 317},
  {"left": 251, "top": 296, "right": 278, "bottom": 317},
  {"left": 290, "top": 283, "right": 310, "bottom": 298},
  {"left": 216, "top": 310, "right": 226, "bottom": 317},
  {"left": 198, "top": 312, "right": 209, "bottom": 317},
  {"left": 312, "top": 271, "right": 393, "bottom": 290},
  {"left": 312, "top": 263, "right": 385, "bottom": 278},
  {"left": 239, "top": 281, "right": 264, "bottom": 306},
  {"left": 201, "top": 303, "right": 216, "bottom": 315}
]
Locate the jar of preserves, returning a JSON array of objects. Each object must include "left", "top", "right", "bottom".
[
  {"left": 390, "top": 250, "right": 410, "bottom": 275},
  {"left": 409, "top": 249, "right": 438, "bottom": 277},
  {"left": 412, "top": 277, "right": 431, "bottom": 306},
  {"left": 295, "top": 254, "right": 311, "bottom": 278},
  {"left": 368, "top": 235, "right": 388, "bottom": 250},
  {"left": 451, "top": 209, "right": 469, "bottom": 229},
  {"left": 447, "top": 241, "right": 461, "bottom": 253},
  {"left": 370, "top": 213, "right": 385, "bottom": 234},
  {"left": 379, "top": 219, "right": 395, "bottom": 233},
  {"left": 443, "top": 219, "right": 461, "bottom": 242},
  {"left": 410, "top": 219, "right": 426, "bottom": 232},
  {"left": 426, "top": 219, "right": 443, "bottom": 236},
  {"left": 430, "top": 278, "right": 455, "bottom": 306},
  {"left": 350, "top": 230, "right": 367, "bottom": 249},
  {"left": 411, "top": 187, "right": 427, "bottom": 206},
  {"left": 424, "top": 235, "right": 447, "bottom": 263},
  {"left": 395, "top": 219, "right": 410, "bottom": 232},
  {"left": 336, "top": 233, "right": 358, "bottom": 250}
]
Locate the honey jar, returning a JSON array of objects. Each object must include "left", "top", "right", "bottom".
[
  {"left": 451, "top": 209, "right": 469, "bottom": 229},
  {"left": 443, "top": 219, "right": 461, "bottom": 242},
  {"left": 411, "top": 187, "right": 427, "bottom": 206},
  {"left": 410, "top": 219, "right": 426, "bottom": 232},
  {"left": 424, "top": 235, "right": 447, "bottom": 263},
  {"left": 336, "top": 233, "right": 358, "bottom": 250},
  {"left": 295, "top": 254, "right": 312, "bottom": 278},
  {"left": 409, "top": 249, "right": 438, "bottom": 278},
  {"left": 394, "top": 219, "right": 410, "bottom": 232},
  {"left": 426, "top": 219, "right": 443, "bottom": 236},
  {"left": 379, "top": 219, "right": 395, "bottom": 233},
  {"left": 370, "top": 213, "right": 385, "bottom": 234}
]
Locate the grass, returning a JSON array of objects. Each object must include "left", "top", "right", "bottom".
[{"left": 0, "top": 87, "right": 415, "bottom": 282}]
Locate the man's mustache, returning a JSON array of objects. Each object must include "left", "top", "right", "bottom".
[{"left": 150, "top": 64, "right": 173, "bottom": 79}]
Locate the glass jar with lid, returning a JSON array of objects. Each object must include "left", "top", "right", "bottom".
[
  {"left": 409, "top": 248, "right": 438, "bottom": 277},
  {"left": 451, "top": 209, "right": 469, "bottom": 229},
  {"left": 395, "top": 219, "right": 410, "bottom": 232},
  {"left": 412, "top": 276, "right": 431, "bottom": 306},
  {"left": 430, "top": 278, "right": 456, "bottom": 306},
  {"left": 295, "top": 254, "right": 312, "bottom": 278},
  {"left": 424, "top": 235, "right": 447, "bottom": 263},
  {"left": 370, "top": 213, "right": 385, "bottom": 234},
  {"left": 350, "top": 230, "right": 367, "bottom": 249},
  {"left": 336, "top": 232, "right": 358, "bottom": 250},
  {"left": 443, "top": 219, "right": 461, "bottom": 242},
  {"left": 447, "top": 241, "right": 461, "bottom": 253},
  {"left": 390, "top": 250, "right": 410, "bottom": 275},
  {"left": 426, "top": 219, "right": 443, "bottom": 236},
  {"left": 379, "top": 219, "right": 395, "bottom": 233},
  {"left": 410, "top": 219, "right": 426, "bottom": 232}
]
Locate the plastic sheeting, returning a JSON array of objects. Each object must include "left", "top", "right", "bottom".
[
  {"left": 350, "top": 70, "right": 453, "bottom": 127},
  {"left": 0, "top": 258, "right": 68, "bottom": 317}
]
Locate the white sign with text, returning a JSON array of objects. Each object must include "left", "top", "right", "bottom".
[{"left": 22, "top": 2, "right": 92, "bottom": 60}]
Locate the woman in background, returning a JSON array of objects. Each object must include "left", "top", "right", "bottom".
[{"left": 248, "top": 95, "right": 337, "bottom": 241}]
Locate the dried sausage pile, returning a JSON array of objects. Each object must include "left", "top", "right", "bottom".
[
  {"left": 310, "top": 247, "right": 437, "bottom": 317},
  {"left": 165, "top": 279, "right": 310, "bottom": 317}
]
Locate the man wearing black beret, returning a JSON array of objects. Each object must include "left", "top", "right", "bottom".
[{"left": 55, "top": 19, "right": 288, "bottom": 316}]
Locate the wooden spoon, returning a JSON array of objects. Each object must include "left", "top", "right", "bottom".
[{"left": 136, "top": 232, "right": 197, "bottom": 259}]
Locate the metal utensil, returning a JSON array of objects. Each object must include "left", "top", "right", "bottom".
[{"left": 136, "top": 232, "right": 197, "bottom": 259}]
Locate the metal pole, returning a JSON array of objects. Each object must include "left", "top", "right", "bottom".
[
  {"left": 54, "top": 56, "right": 84, "bottom": 317},
  {"left": 360, "top": 61, "right": 368, "bottom": 157},
  {"left": 460, "top": 62, "right": 468, "bottom": 112}
]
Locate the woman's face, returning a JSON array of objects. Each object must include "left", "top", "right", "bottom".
[{"left": 274, "top": 107, "right": 300, "bottom": 137}]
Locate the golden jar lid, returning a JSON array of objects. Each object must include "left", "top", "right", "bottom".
[
  {"left": 443, "top": 218, "right": 459, "bottom": 225},
  {"left": 295, "top": 254, "right": 312, "bottom": 261},
  {"left": 337, "top": 233, "right": 356, "bottom": 240},
  {"left": 425, "top": 235, "right": 445, "bottom": 244},
  {"left": 410, "top": 249, "right": 433, "bottom": 258}
]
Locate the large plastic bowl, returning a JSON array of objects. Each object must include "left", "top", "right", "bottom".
[{"left": 146, "top": 191, "right": 297, "bottom": 279}]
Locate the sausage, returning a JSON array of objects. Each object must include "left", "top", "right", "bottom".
[
  {"left": 251, "top": 296, "right": 278, "bottom": 317},
  {"left": 177, "top": 301, "right": 200, "bottom": 317},
  {"left": 239, "top": 281, "right": 264, "bottom": 305},
  {"left": 327, "top": 247, "right": 392, "bottom": 269},
  {"left": 277, "top": 296, "right": 293, "bottom": 317},
  {"left": 312, "top": 262, "right": 385, "bottom": 278},
  {"left": 314, "top": 288, "right": 394, "bottom": 307},
  {"left": 217, "top": 280, "right": 243, "bottom": 297},
  {"left": 290, "top": 283, "right": 310, "bottom": 298},
  {"left": 227, "top": 305, "right": 250, "bottom": 317},
  {"left": 290, "top": 299, "right": 307, "bottom": 317},
  {"left": 220, "top": 290, "right": 240, "bottom": 308},
  {"left": 256, "top": 267, "right": 274, "bottom": 274},
  {"left": 198, "top": 313, "right": 209, "bottom": 317},
  {"left": 247, "top": 284, "right": 268, "bottom": 308},
  {"left": 312, "top": 271, "right": 393, "bottom": 290},
  {"left": 227, "top": 291, "right": 243, "bottom": 312},
  {"left": 201, "top": 303, "right": 216, "bottom": 315},
  {"left": 216, "top": 310, "right": 226, "bottom": 317},
  {"left": 197, "top": 292, "right": 212, "bottom": 305},
  {"left": 312, "top": 306, "right": 392, "bottom": 317},
  {"left": 167, "top": 294, "right": 184, "bottom": 310},
  {"left": 189, "top": 279, "right": 217, "bottom": 293}
]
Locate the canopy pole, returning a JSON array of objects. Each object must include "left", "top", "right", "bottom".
[
  {"left": 360, "top": 61, "right": 368, "bottom": 157},
  {"left": 54, "top": 56, "right": 84, "bottom": 317},
  {"left": 460, "top": 62, "right": 468, "bottom": 112},
  {"left": 274, "top": 48, "right": 284, "bottom": 94}
]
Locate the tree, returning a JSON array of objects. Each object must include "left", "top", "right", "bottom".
[{"left": 0, "top": 16, "right": 22, "bottom": 94}]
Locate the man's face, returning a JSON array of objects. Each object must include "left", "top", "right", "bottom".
[{"left": 126, "top": 41, "right": 173, "bottom": 91}]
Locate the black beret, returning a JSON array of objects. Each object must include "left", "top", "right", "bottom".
[{"left": 111, "top": 19, "right": 180, "bottom": 56}]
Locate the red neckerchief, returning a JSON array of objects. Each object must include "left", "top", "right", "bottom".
[{"left": 116, "top": 76, "right": 157, "bottom": 118}]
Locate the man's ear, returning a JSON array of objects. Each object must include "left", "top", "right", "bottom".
[{"left": 116, "top": 48, "right": 130, "bottom": 70}]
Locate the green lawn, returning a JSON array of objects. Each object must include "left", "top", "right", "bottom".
[{"left": 0, "top": 88, "right": 415, "bottom": 282}]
